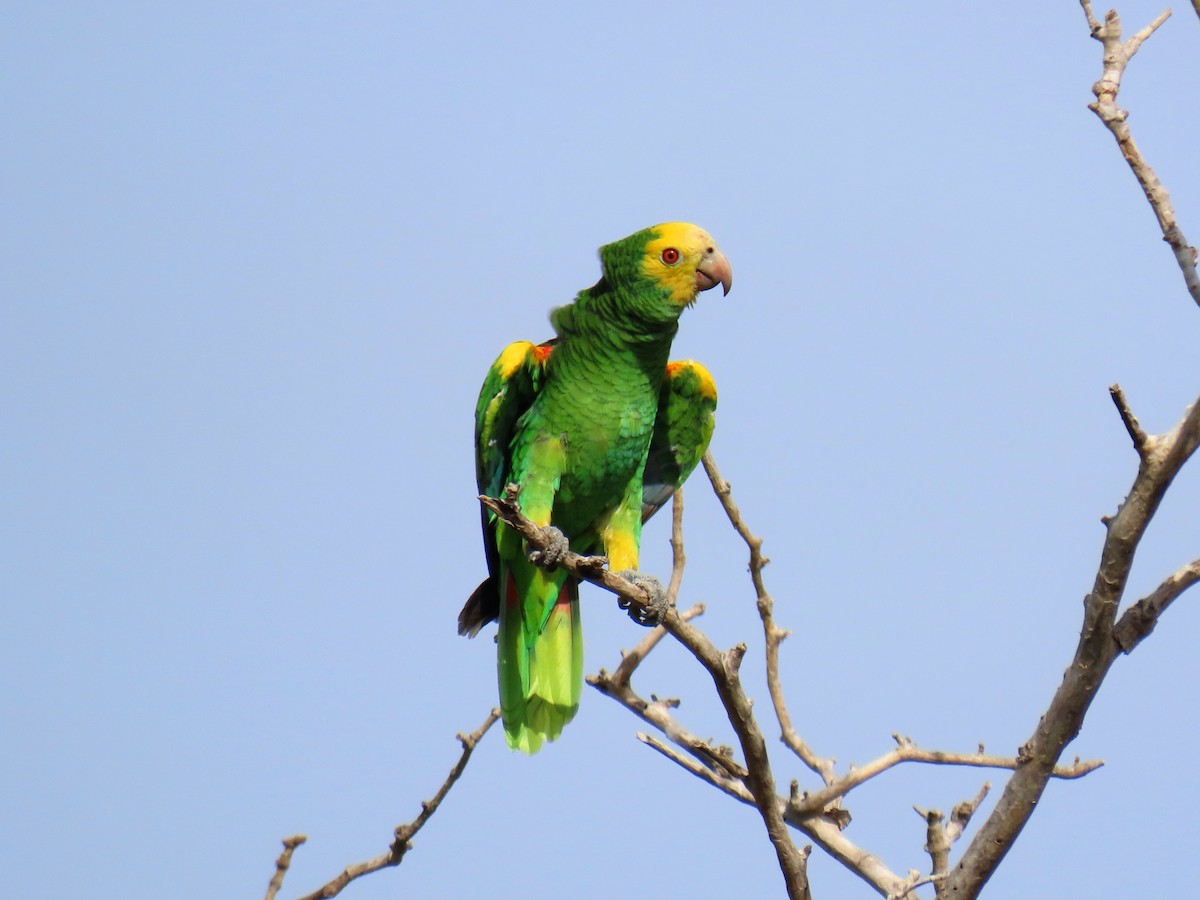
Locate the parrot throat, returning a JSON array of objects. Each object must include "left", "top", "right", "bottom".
[{"left": 550, "top": 279, "right": 681, "bottom": 377}]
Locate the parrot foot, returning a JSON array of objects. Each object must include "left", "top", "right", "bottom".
[
  {"left": 615, "top": 571, "right": 671, "bottom": 627},
  {"left": 528, "top": 526, "right": 569, "bottom": 569}
]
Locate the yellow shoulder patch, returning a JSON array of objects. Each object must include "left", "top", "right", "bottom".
[
  {"left": 666, "top": 359, "right": 718, "bottom": 402},
  {"left": 495, "top": 340, "right": 536, "bottom": 378},
  {"left": 494, "top": 340, "right": 553, "bottom": 378}
]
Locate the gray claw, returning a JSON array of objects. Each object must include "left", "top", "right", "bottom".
[
  {"left": 528, "top": 526, "right": 569, "bottom": 569},
  {"left": 615, "top": 570, "right": 671, "bottom": 627}
]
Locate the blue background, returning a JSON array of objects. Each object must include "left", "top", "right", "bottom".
[{"left": 4, "top": 2, "right": 1198, "bottom": 897}]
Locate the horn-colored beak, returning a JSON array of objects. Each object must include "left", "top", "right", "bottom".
[{"left": 695, "top": 247, "right": 732, "bottom": 296}]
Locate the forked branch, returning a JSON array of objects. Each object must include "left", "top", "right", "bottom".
[
  {"left": 482, "top": 485, "right": 814, "bottom": 900},
  {"left": 943, "top": 381, "right": 1200, "bottom": 896},
  {"left": 941, "top": 10, "right": 1200, "bottom": 891}
]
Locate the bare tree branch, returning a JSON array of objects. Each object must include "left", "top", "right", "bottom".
[
  {"left": 1080, "top": 0, "right": 1200, "bottom": 306},
  {"left": 915, "top": 784, "right": 988, "bottom": 897},
  {"left": 293, "top": 710, "right": 499, "bottom": 900},
  {"left": 590, "top": 606, "right": 749, "bottom": 779},
  {"left": 1110, "top": 383, "right": 1150, "bottom": 456},
  {"left": 888, "top": 873, "right": 945, "bottom": 900},
  {"left": 663, "top": 634, "right": 807, "bottom": 881},
  {"left": 936, "top": 11, "right": 1200, "bottom": 892},
  {"left": 600, "top": 635, "right": 911, "bottom": 896},
  {"left": 701, "top": 452, "right": 837, "bottom": 784},
  {"left": 591, "top": 480, "right": 987, "bottom": 897},
  {"left": 637, "top": 731, "right": 751, "bottom": 799},
  {"left": 271, "top": 10, "right": 1200, "bottom": 895},
  {"left": 916, "top": 807, "right": 952, "bottom": 885},
  {"left": 944, "top": 384, "right": 1200, "bottom": 896},
  {"left": 480, "top": 486, "right": 663, "bottom": 621},
  {"left": 483, "top": 484, "right": 813, "bottom": 899},
  {"left": 606, "top": 601, "right": 706, "bottom": 689},
  {"left": 789, "top": 736, "right": 1098, "bottom": 821},
  {"left": 1113, "top": 557, "right": 1200, "bottom": 651},
  {"left": 587, "top": 461, "right": 1101, "bottom": 897},
  {"left": 946, "top": 783, "right": 990, "bottom": 846},
  {"left": 665, "top": 488, "right": 687, "bottom": 603},
  {"left": 264, "top": 834, "right": 306, "bottom": 900},
  {"left": 631, "top": 610, "right": 815, "bottom": 895},
  {"left": 786, "top": 809, "right": 906, "bottom": 898}
]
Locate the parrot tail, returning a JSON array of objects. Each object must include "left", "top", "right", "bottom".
[{"left": 497, "top": 570, "right": 582, "bottom": 754}]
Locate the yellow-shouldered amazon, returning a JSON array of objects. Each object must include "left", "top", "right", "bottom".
[{"left": 460, "top": 222, "right": 730, "bottom": 753}]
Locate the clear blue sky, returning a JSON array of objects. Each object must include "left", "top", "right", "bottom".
[{"left": 4, "top": 2, "right": 1199, "bottom": 897}]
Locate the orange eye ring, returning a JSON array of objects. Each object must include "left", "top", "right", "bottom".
[{"left": 661, "top": 247, "right": 681, "bottom": 265}]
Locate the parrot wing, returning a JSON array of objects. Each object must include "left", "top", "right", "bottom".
[
  {"left": 459, "top": 340, "right": 554, "bottom": 637},
  {"left": 641, "top": 360, "right": 718, "bottom": 523}
]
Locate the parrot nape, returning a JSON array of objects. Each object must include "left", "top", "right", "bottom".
[{"left": 459, "top": 222, "right": 731, "bottom": 753}]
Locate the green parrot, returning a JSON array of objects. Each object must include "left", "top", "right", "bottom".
[{"left": 459, "top": 222, "right": 731, "bottom": 753}]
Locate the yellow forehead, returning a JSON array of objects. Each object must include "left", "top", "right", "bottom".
[{"left": 644, "top": 222, "right": 713, "bottom": 258}]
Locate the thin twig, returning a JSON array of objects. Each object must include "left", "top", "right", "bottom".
[
  {"left": 593, "top": 649, "right": 748, "bottom": 782},
  {"left": 1110, "top": 384, "right": 1151, "bottom": 455},
  {"left": 665, "top": 489, "right": 687, "bottom": 604},
  {"left": 701, "top": 452, "right": 836, "bottom": 784},
  {"left": 1080, "top": 0, "right": 1200, "bottom": 306},
  {"left": 888, "top": 873, "right": 946, "bottom": 900},
  {"left": 605, "top": 602, "right": 706, "bottom": 691},
  {"left": 590, "top": 606, "right": 744, "bottom": 778},
  {"left": 790, "top": 736, "right": 1098, "bottom": 820},
  {"left": 637, "top": 731, "right": 751, "bottom": 798},
  {"left": 294, "top": 710, "right": 499, "bottom": 900},
  {"left": 264, "top": 834, "right": 306, "bottom": 900},
  {"left": 946, "top": 783, "right": 991, "bottom": 845}
]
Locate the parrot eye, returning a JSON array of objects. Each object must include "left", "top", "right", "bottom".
[{"left": 661, "top": 247, "right": 681, "bottom": 265}]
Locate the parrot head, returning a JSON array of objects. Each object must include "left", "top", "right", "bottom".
[{"left": 599, "top": 222, "right": 732, "bottom": 310}]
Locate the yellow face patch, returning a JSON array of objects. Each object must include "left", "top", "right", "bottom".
[{"left": 640, "top": 222, "right": 718, "bottom": 306}]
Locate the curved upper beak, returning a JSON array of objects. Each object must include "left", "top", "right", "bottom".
[{"left": 695, "top": 247, "right": 733, "bottom": 296}]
